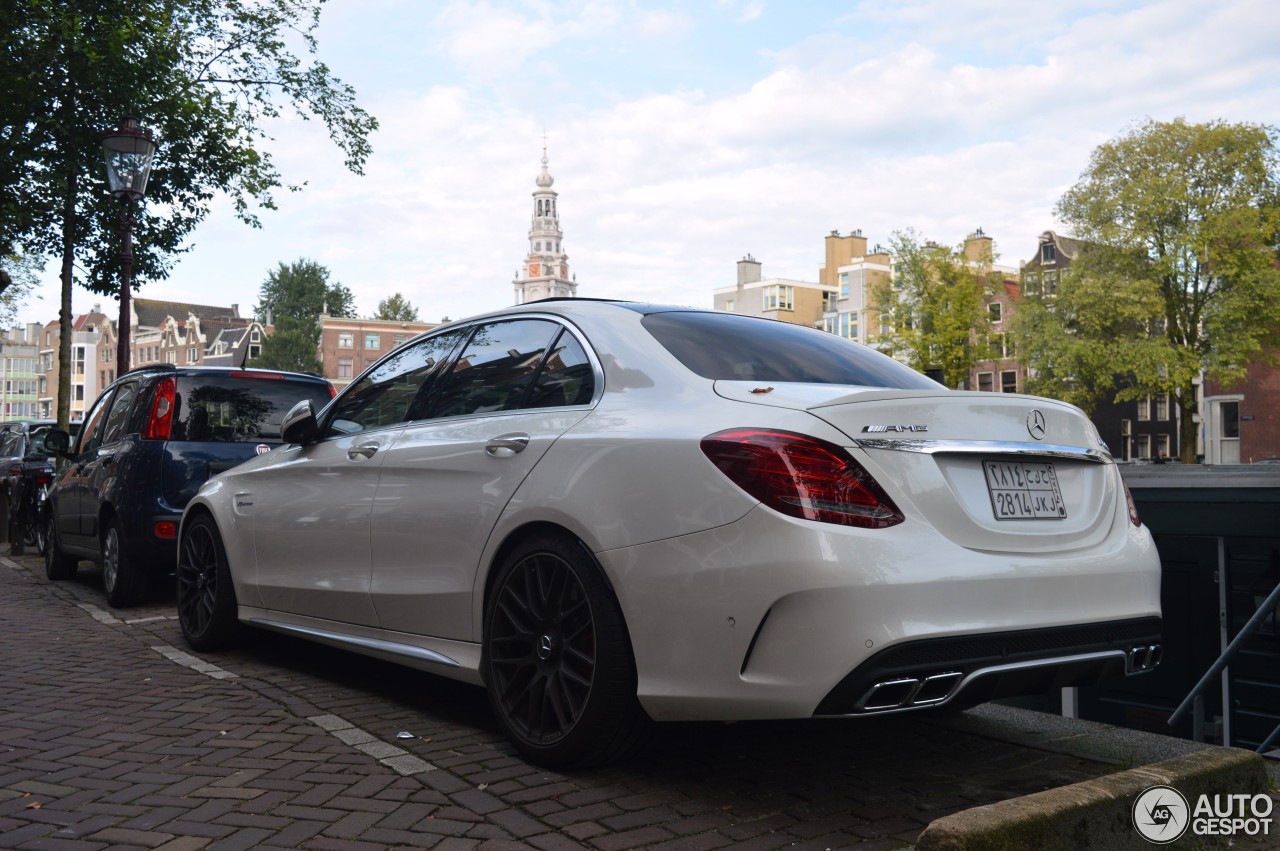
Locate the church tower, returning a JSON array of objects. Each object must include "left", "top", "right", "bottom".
[{"left": 513, "top": 143, "right": 577, "bottom": 304}]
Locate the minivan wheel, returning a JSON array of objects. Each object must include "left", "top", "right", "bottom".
[
  {"left": 177, "top": 514, "right": 242, "bottom": 651},
  {"left": 44, "top": 516, "right": 77, "bottom": 581},
  {"left": 102, "top": 517, "right": 147, "bottom": 607},
  {"left": 482, "top": 533, "right": 650, "bottom": 768}
]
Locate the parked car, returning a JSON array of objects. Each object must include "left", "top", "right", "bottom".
[
  {"left": 44, "top": 364, "right": 335, "bottom": 606},
  {"left": 0, "top": 419, "right": 57, "bottom": 542},
  {"left": 177, "top": 301, "right": 1162, "bottom": 767}
]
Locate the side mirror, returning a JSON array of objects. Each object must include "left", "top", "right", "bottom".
[
  {"left": 41, "top": 429, "right": 71, "bottom": 455},
  {"left": 281, "top": 400, "right": 318, "bottom": 446}
]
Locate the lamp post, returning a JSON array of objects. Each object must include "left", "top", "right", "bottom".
[{"left": 101, "top": 115, "right": 157, "bottom": 375}]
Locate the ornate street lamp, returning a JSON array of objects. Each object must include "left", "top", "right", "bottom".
[{"left": 101, "top": 115, "right": 157, "bottom": 374}]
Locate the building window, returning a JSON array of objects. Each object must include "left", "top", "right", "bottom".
[
  {"left": 838, "top": 311, "right": 858, "bottom": 339},
  {"left": 338, "top": 332, "right": 354, "bottom": 348},
  {"left": 187, "top": 347, "right": 198, "bottom": 364},
  {"left": 989, "top": 333, "right": 1008, "bottom": 359},
  {"left": 248, "top": 344, "right": 261, "bottom": 360},
  {"left": 1120, "top": 419, "right": 1132, "bottom": 437},
  {"left": 250, "top": 330, "right": 261, "bottom": 342},
  {"left": 725, "top": 299, "right": 735, "bottom": 313},
  {"left": 1157, "top": 434, "right": 1171, "bottom": 460},
  {"left": 1137, "top": 434, "right": 1151, "bottom": 460},
  {"left": 1156, "top": 394, "right": 1169, "bottom": 421},
  {"left": 1044, "top": 270, "right": 1059, "bottom": 296},
  {"left": 1137, "top": 396, "right": 1151, "bottom": 421},
  {"left": 763, "top": 285, "right": 794, "bottom": 311},
  {"left": 1041, "top": 243, "right": 1056, "bottom": 264},
  {"left": 1023, "top": 272, "right": 1040, "bottom": 297},
  {"left": 839, "top": 273, "right": 849, "bottom": 298},
  {"left": 337, "top": 357, "right": 353, "bottom": 378},
  {"left": 988, "top": 303, "right": 1002, "bottom": 323},
  {"left": 1001, "top": 370, "right": 1017, "bottom": 393},
  {"left": 365, "top": 333, "right": 380, "bottom": 350},
  {"left": 977, "top": 372, "right": 994, "bottom": 392}
]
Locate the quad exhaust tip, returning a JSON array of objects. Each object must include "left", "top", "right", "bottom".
[
  {"left": 1126, "top": 643, "right": 1162, "bottom": 674},
  {"left": 855, "top": 671, "right": 964, "bottom": 712}
]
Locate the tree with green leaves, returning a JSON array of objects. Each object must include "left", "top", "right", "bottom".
[
  {"left": 1016, "top": 118, "right": 1280, "bottom": 462},
  {"left": 375, "top": 292, "right": 420, "bottom": 322},
  {"left": 1, "top": 0, "right": 376, "bottom": 428},
  {"left": 252, "top": 258, "right": 353, "bottom": 373},
  {"left": 0, "top": 253, "right": 39, "bottom": 328},
  {"left": 870, "top": 231, "right": 998, "bottom": 388}
]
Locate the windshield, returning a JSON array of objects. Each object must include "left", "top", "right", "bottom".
[
  {"left": 642, "top": 311, "right": 941, "bottom": 389},
  {"left": 172, "top": 374, "right": 333, "bottom": 442}
]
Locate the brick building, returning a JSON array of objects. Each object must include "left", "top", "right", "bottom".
[{"left": 319, "top": 315, "right": 439, "bottom": 391}]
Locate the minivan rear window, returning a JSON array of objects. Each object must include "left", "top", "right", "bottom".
[
  {"left": 170, "top": 374, "right": 333, "bottom": 442},
  {"left": 642, "top": 312, "right": 941, "bottom": 389}
]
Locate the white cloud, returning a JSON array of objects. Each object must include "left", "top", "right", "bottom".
[{"left": 23, "top": 0, "right": 1280, "bottom": 333}]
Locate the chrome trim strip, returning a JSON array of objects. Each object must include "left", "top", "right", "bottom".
[
  {"left": 854, "top": 438, "right": 1112, "bottom": 463},
  {"left": 246, "top": 618, "right": 461, "bottom": 668}
]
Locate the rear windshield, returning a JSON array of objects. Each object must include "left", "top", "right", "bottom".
[
  {"left": 170, "top": 374, "right": 333, "bottom": 442},
  {"left": 642, "top": 312, "right": 941, "bottom": 389}
]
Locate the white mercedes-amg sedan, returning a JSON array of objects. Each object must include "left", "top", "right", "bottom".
[{"left": 177, "top": 300, "right": 1162, "bottom": 767}]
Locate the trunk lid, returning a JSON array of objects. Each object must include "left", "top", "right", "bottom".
[{"left": 714, "top": 382, "right": 1119, "bottom": 554}]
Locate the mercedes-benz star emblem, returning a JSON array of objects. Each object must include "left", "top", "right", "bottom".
[
  {"left": 537, "top": 634, "right": 554, "bottom": 660},
  {"left": 1027, "top": 410, "right": 1047, "bottom": 440}
]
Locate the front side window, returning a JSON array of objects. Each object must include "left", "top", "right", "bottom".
[
  {"left": 424, "top": 319, "right": 563, "bottom": 419},
  {"left": 326, "top": 327, "right": 469, "bottom": 436},
  {"left": 77, "top": 388, "right": 117, "bottom": 455}
]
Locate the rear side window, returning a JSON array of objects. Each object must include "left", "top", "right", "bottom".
[
  {"left": 169, "top": 374, "right": 334, "bottom": 442},
  {"left": 642, "top": 312, "right": 940, "bottom": 389}
]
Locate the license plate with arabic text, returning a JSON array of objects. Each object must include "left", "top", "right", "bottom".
[{"left": 983, "top": 460, "right": 1067, "bottom": 520}]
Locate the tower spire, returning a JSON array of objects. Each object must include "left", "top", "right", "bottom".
[{"left": 513, "top": 140, "right": 577, "bottom": 304}]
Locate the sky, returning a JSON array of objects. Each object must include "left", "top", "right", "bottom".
[{"left": 18, "top": 0, "right": 1280, "bottom": 327}]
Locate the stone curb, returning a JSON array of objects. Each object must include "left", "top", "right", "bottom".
[{"left": 916, "top": 747, "right": 1270, "bottom": 850}]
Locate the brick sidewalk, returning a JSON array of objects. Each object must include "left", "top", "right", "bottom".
[{"left": 0, "top": 555, "right": 1123, "bottom": 850}]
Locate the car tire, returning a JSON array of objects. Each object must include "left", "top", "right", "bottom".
[
  {"left": 482, "top": 533, "right": 651, "bottom": 768},
  {"left": 176, "top": 513, "right": 243, "bottom": 651},
  {"left": 44, "top": 515, "right": 77, "bottom": 581},
  {"left": 102, "top": 516, "right": 147, "bottom": 608}
]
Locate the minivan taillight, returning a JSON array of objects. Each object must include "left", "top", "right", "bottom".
[
  {"left": 144, "top": 376, "right": 176, "bottom": 440},
  {"left": 701, "top": 428, "right": 904, "bottom": 529}
]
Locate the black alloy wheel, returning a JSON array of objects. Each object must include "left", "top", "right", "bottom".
[
  {"left": 176, "top": 514, "right": 241, "bottom": 650},
  {"left": 483, "top": 534, "right": 649, "bottom": 767}
]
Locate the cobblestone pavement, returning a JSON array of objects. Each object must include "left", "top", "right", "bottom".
[{"left": 1, "top": 554, "right": 1126, "bottom": 850}]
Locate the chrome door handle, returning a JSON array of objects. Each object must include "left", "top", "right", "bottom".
[
  {"left": 347, "top": 442, "right": 380, "bottom": 461},
  {"left": 486, "top": 433, "right": 530, "bottom": 457}
]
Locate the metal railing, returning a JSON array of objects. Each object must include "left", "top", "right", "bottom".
[{"left": 1169, "top": 577, "right": 1280, "bottom": 756}]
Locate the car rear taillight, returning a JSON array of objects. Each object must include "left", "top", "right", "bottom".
[
  {"left": 1123, "top": 479, "right": 1141, "bottom": 527},
  {"left": 701, "top": 428, "right": 904, "bottom": 529},
  {"left": 6, "top": 464, "right": 21, "bottom": 477},
  {"left": 154, "top": 521, "right": 177, "bottom": 539},
  {"left": 144, "top": 376, "right": 176, "bottom": 440},
  {"left": 34, "top": 474, "right": 50, "bottom": 486}
]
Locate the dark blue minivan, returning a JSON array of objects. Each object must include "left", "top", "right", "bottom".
[{"left": 44, "top": 364, "right": 334, "bottom": 606}]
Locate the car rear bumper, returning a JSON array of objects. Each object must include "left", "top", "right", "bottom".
[{"left": 594, "top": 501, "right": 1162, "bottom": 722}]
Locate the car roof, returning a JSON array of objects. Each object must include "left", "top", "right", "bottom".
[{"left": 116, "top": 364, "right": 330, "bottom": 383}]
